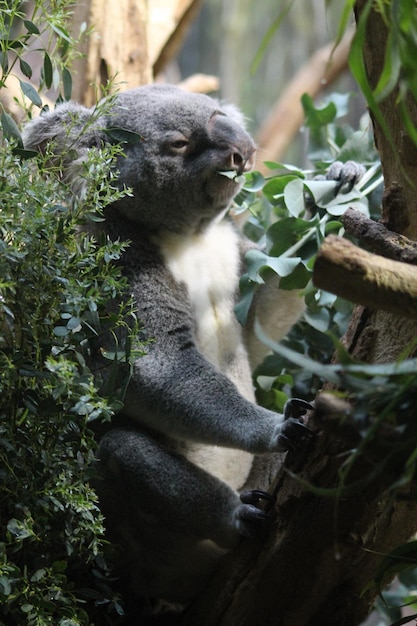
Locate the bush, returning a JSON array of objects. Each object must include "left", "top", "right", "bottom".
[
  {"left": 0, "top": 131, "right": 139, "bottom": 624},
  {"left": 0, "top": 4, "right": 140, "bottom": 620}
]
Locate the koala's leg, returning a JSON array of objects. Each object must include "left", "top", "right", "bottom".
[
  {"left": 94, "top": 427, "right": 244, "bottom": 547},
  {"left": 93, "top": 427, "right": 252, "bottom": 603}
]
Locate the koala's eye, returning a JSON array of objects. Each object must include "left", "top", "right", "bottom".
[
  {"left": 170, "top": 139, "right": 189, "bottom": 152},
  {"left": 161, "top": 133, "right": 191, "bottom": 156}
]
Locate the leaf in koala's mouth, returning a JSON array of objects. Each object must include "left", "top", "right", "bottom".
[{"left": 217, "top": 170, "right": 246, "bottom": 185}]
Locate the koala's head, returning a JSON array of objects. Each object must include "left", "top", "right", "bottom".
[{"left": 23, "top": 84, "right": 256, "bottom": 235}]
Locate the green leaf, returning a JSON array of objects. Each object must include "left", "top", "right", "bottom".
[
  {"left": 348, "top": 3, "right": 395, "bottom": 156},
  {"left": 243, "top": 170, "right": 265, "bottom": 192},
  {"left": 53, "top": 326, "right": 70, "bottom": 337},
  {"left": 0, "top": 51, "right": 9, "bottom": 73},
  {"left": 43, "top": 52, "right": 53, "bottom": 89},
  {"left": 283, "top": 177, "right": 305, "bottom": 217},
  {"left": 303, "top": 179, "right": 338, "bottom": 207},
  {"left": 19, "top": 80, "right": 42, "bottom": 107},
  {"left": 7, "top": 518, "right": 33, "bottom": 540},
  {"left": 0, "top": 576, "right": 12, "bottom": 596},
  {"left": 373, "top": 30, "right": 401, "bottom": 102},
  {"left": 104, "top": 127, "right": 144, "bottom": 144},
  {"left": 1, "top": 111, "right": 23, "bottom": 146},
  {"left": 67, "top": 317, "right": 82, "bottom": 332},
  {"left": 332, "top": 0, "right": 356, "bottom": 48},
  {"left": 62, "top": 67, "right": 72, "bottom": 101},
  {"left": 50, "top": 22, "right": 72, "bottom": 43},
  {"left": 279, "top": 263, "right": 311, "bottom": 290},
  {"left": 234, "top": 275, "right": 257, "bottom": 325},
  {"left": 304, "top": 307, "right": 331, "bottom": 332},
  {"left": 263, "top": 175, "right": 300, "bottom": 203},
  {"left": 19, "top": 58, "right": 32, "bottom": 79},
  {"left": 301, "top": 93, "right": 337, "bottom": 128},
  {"left": 23, "top": 19, "right": 40, "bottom": 35},
  {"left": 266, "top": 216, "right": 317, "bottom": 256},
  {"left": 245, "top": 248, "right": 301, "bottom": 283},
  {"left": 30, "top": 568, "right": 46, "bottom": 582}
]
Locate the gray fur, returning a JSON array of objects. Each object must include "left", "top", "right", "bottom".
[{"left": 23, "top": 84, "right": 306, "bottom": 607}]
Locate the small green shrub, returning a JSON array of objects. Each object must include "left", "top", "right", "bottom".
[
  {"left": 0, "top": 4, "right": 141, "bottom": 623},
  {"left": 0, "top": 137, "right": 139, "bottom": 624}
]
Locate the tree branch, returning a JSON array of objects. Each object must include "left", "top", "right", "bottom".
[
  {"left": 342, "top": 207, "right": 417, "bottom": 264},
  {"left": 313, "top": 234, "right": 417, "bottom": 319}
]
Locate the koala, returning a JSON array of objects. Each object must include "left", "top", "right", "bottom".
[{"left": 23, "top": 84, "right": 314, "bottom": 611}]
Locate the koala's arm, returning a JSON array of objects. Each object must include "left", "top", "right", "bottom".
[{"left": 119, "top": 256, "right": 304, "bottom": 454}]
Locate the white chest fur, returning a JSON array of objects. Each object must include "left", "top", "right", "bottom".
[
  {"left": 157, "top": 220, "right": 254, "bottom": 489},
  {"left": 158, "top": 221, "right": 242, "bottom": 370}
]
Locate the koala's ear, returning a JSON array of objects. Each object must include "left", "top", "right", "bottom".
[
  {"left": 220, "top": 102, "right": 247, "bottom": 129},
  {"left": 22, "top": 101, "right": 106, "bottom": 154},
  {"left": 22, "top": 101, "right": 109, "bottom": 198}
]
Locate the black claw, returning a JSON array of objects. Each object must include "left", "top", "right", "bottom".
[
  {"left": 235, "top": 503, "right": 273, "bottom": 539},
  {"left": 284, "top": 398, "right": 313, "bottom": 420},
  {"left": 240, "top": 489, "right": 275, "bottom": 506},
  {"left": 278, "top": 416, "right": 316, "bottom": 452}
]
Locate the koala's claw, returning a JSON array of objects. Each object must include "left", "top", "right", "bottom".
[
  {"left": 283, "top": 398, "right": 313, "bottom": 421},
  {"left": 277, "top": 399, "right": 315, "bottom": 452},
  {"left": 234, "top": 502, "right": 273, "bottom": 539},
  {"left": 277, "top": 418, "right": 314, "bottom": 452},
  {"left": 240, "top": 489, "right": 275, "bottom": 506}
]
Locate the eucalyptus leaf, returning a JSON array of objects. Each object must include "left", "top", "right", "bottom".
[
  {"left": 19, "top": 80, "right": 42, "bottom": 107},
  {"left": 283, "top": 177, "right": 305, "bottom": 217},
  {"left": 1, "top": 111, "right": 23, "bottom": 146},
  {"left": 303, "top": 307, "right": 331, "bottom": 332},
  {"left": 23, "top": 19, "right": 40, "bottom": 34},
  {"left": 19, "top": 58, "right": 33, "bottom": 79},
  {"left": 43, "top": 52, "right": 53, "bottom": 89},
  {"left": 266, "top": 216, "right": 317, "bottom": 256},
  {"left": 263, "top": 175, "right": 300, "bottom": 203},
  {"left": 62, "top": 67, "right": 72, "bottom": 101},
  {"left": 104, "top": 127, "right": 144, "bottom": 144},
  {"left": 245, "top": 248, "right": 301, "bottom": 283},
  {"left": 234, "top": 277, "right": 256, "bottom": 325},
  {"left": 243, "top": 170, "right": 265, "bottom": 192}
]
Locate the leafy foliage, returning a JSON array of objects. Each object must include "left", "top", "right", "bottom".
[
  {"left": 0, "top": 2, "right": 141, "bottom": 624},
  {"left": 241, "top": 3, "right": 417, "bottom": 621},
  {"left": 235, "top": 91, "right": 382, "bottom": 410},
  {"left": 0, "top": 139, "right": 139, "bottom": 624},
  {"left": 346, "top": 0, "right": 417, "bottom": 152}
]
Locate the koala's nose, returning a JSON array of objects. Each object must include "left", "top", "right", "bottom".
[
  {"left": 210, "top": 113, "right": 256, "bottom": 174},
  {"left": 228, "top": 148, "right": 256, "bottom": 174}
]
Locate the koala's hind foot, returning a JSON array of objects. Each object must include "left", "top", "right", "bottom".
[{"left": 234, "top": 490, "right": 275, "bottom": 538}]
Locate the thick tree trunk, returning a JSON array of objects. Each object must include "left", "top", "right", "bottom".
[
  {"left": 70, "top": 0, "right": 201, "bottom": 105},
  {"left": 183, "top": 4, "right": 417, "bottom": 625}
]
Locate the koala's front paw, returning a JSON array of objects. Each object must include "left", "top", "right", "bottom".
[
  {"left": 326, "top": 160, "right": 366, "bottom": 194},
  {"left": 234, "top": 490, "right": 274, "bottom": 538},
  {"left": 284, "top": 398, "right": 313, "bottom": 420},
  {"left": 274, "top": 398, "right": 314, "bottom": 452},
  {"left": 275, "top": 418, "right": 313, "bottom": 451}
]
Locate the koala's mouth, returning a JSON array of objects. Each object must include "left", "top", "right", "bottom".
[{"left": 217, "top": 170, "right": 246, "bottom": 185}]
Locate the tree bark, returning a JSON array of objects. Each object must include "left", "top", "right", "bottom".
[
  {"left": 183, "top": 4, "right": 417, "bottom": 625},
  {"left": 70, "top": 0, "right": 202, "bottom": 105},
  {"left": 313, "top": 234, "right": 417, "bottom": 319}
]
